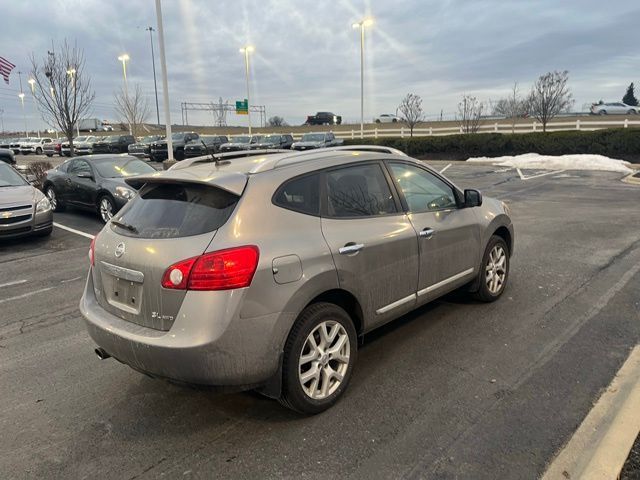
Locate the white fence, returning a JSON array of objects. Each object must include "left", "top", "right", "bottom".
[{"left": 291, "top": 118, "right": 640, "bottom": 141}]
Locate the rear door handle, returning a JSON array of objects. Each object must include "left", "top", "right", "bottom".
[
  {"left": 419, "top": 228, "right": 435, "bottom": 239},
  {"left": 339, "top": 243, "right": 364, "bottom": 255}
]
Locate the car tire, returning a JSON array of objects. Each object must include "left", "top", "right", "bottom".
[
  {"left": 599, "top": 110, "right": 607, "bottom": 115},
  {"left": 44, "top": 185, "right": 65, "bottom": 212},
  {"left": 46, "top": 154, "right": 53, "bottom": 157},
  {"left": 375, "top": 119, "right": 381, "bottom": 123},
  {"left": 279, "top": 302, "right": 357, "bottom": 415},
  {"left": 392, "top": 118, "right": 398, "bottom": 123},
  {"left": 97, "top": 195, "right": 116, "bottom": 223},
  {"left": 472, "top": 235, "right": 510, "bottom": 302},
  {"left": 36, "top": 147, "right": 42, "bottom": 155},
  {"left": 627, "top": 109, "right": 637, "bottom": 115}
]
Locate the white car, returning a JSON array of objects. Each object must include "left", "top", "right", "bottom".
[
  {"left": 19, "top": 137, "right": 53, "bottom": 155},
  {"left": 374, "top": 114, "right": 399, "bottom": 123},
  {"left": 590, "top": 102, "right": 639, "bottom": 115}
]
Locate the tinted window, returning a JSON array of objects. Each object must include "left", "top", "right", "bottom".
[
  {"left": 113, "top": 183, "right": 238, "bottom": 239},
  {"left": 325, "top": 163, "right": 397, "bottom": 217},
  {"left": 274, "top": 173, "right": 320, "bottom": 216},
  {"left": 94, "top": 158, "right": 156, "bottom": 178},
  {"left": 388, "top": 162, "right": 458, "bottom": 212}
]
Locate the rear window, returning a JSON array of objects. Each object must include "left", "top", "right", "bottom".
[{"left": 112, "top": 183, "right": 238, "bottom": 239}]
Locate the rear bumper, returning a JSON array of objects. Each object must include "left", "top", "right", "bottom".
[{"left": 80, "top": 272, "right": 289, "bottom": 388}]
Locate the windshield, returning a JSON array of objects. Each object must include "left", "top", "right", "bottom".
[
  {"left": 142, "top": 136, "right": 161, "bottom": 143},
  {"left": 250, "top": 135, "right": 264, "bottom": 143},
  {"left": 0, "top": 164, "right": 28, "bottom": 187},
  {"left": 301, "top": 133, "right": 325, "bottom": 142},
  {"left": 94, "top": 158, "right": 156, "bottom": 178},
  {"left": 106, "top": 136, "right": 121, "bottom": 143},
  {"left": 73, "top": 136, "right": 89, "bottom": 142},
  {"left": 262, "top": 135, "right": 281, "bottom": 144},
  {"left": 171, "top": 133, "right": 186, "bottom": 140},
  {"left": 230, "top": 136, "right": 250, "bottom": 143}
]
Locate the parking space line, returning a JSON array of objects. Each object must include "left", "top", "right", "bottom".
[
  {"left": 0, "top": 280, "right": 27, "bottom": 289},
  {"left": 439, "top": 163, "right": 452, "bottom": 174},
  {"left": 53, "top": 222, "right": 95, "bottom": 240},
  {"left": 0, "top": 287, "right": 54, "bottom": 305},
  {"left": 516, "top": 168, "right": 565, "bottom": 180}
]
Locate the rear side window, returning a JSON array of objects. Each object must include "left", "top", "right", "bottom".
[
  {"left": 273, "top": 173, "right": 320, "bottom": 216},
  {"left": 113, "top": 183, "right": 238, "bottom": 238},
  {"left": 325, "top": 163, "right": 397, "bottom": 217}
]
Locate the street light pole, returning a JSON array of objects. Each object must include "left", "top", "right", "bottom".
[
  {"left": 118, "top": 54, "right": 132, "bottom": 134},
  {"left": 17, "top": 71, "right": 27, "bottom": 136},
  {"left": 239, "top": 46, "right": 254, "bottom": 136},
  {"left": 352, "top": 18, "right": 373, "bottom": 139},
  {"left": 155, "top": 0, "right": 173, "bottom": 161},
  {"left": 145, "top": 27, "right": 161, "bottom": 126},
  {"left": 66, "top": 68, "right": 80, "bottom": 137}
]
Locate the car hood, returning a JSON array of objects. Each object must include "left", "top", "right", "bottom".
[
  {"left": 0, "top": 185, "right": 40, "bottom": 206},
  {"left": 292, "top": 141, "right": 323, "bottom": 147}
]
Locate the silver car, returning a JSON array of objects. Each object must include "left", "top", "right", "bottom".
[
  {"left": 0, "top": 162, "right": 53, "bottom": 238},
  {"left": 80, "top": 149, "right": 514, "bottom": 414},
  {"left": 590, "top": 102, "right": 639, "bottom": 115}
]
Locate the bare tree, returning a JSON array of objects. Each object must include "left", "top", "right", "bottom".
[
  {"left": 29, "top": 40, "right": 95, "bottom": 156},
  {"left": 114, "top": 84, "right": 150, "bottom": 137},
  {"left": 397, "top": 93, "right": 423, "bottom": 136},
  {"left": 527, "top": 70, "right": 573, "bottom": 132},
  {"left": 268, "top": 115, "right": 287, "bottom": 127},
  {"left": 458, "top": 94, "right": 484, "bottom": 133},
  {"left": 492, "top": 82, "right": 529, "bottom": 133}
]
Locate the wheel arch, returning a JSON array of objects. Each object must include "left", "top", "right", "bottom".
[
  {"left": 305, "top": 289, "right": 364, "bottom": 336},
  {"left": 492, "top": 225, "right": 513, "bottom": 256}
]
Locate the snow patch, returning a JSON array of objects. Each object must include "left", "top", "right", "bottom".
[{"left": 468, "top": 153, "right": 632, "bottom": 174}]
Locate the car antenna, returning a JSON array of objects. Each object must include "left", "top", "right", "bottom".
[{"left": 201, "top": 139, "right": 220, "bottom": 166}]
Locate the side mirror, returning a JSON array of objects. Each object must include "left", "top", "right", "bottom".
[
  {"left": 464, "top": 189, "right": 482, "bottom": 208},
  {"left": 76, "top": 171, "right": 93, "bottom": 180}
]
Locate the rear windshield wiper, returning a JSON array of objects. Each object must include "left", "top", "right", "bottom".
[{"left": 111, "top": 219, "right": 139, "bottom": 234}]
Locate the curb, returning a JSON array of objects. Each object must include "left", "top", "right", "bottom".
[{"left": 541, "top": 346, "right": 640, "bottom": 480}]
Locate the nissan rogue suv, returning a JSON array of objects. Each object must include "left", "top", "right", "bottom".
[{"left": 80, "top": 149, "right": 514, "bottom": 414}]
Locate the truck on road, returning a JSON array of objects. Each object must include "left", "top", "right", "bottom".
[{"left": 304, "top": 112, "right": 342, "bottom": 125}]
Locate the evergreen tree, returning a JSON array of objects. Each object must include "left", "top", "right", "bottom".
[{"left": 622, "top": 83, "right": 638, "bottom": 106}]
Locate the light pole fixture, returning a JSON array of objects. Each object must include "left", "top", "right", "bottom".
[
  {"left": 352, "top": 17, "right": 374, "bottom": 139},
  {"left": 66, "top": 68, "right": 80, "bottom": 137},
  {"left": 117, "top": 54, "right": 132, "bottom": 134},
  {"left": 239, "top": 45, "right": 254, "bottom": 136},
  {"left": 28, "top": 78, "right": 36, "bottom": 94},
  {"left": 18, "top": 92, "right": 27, "bottom": 136}
]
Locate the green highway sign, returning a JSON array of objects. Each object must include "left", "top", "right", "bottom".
[{"left": 235, "top": 99, "right": 248, "bottom": 115}]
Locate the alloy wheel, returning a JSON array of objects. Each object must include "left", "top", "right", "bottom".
[
  {"left": 299, "top": 320, "right": 350, "bottom": 400},
  {"left": 99, "top": 197, "right": 114, "bottom": 222},
  {"left": 46, "top": 188, "right": 57, "bottom": 210},
  {"left": 485, "top": 245, "right": 507, "bottom": 294}
]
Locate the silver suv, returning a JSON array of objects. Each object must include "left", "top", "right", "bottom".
[{"left": 80, "top": 150, "right": 514, "bottom": 414}]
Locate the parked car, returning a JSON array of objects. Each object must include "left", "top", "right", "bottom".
[
  {"left": 0, "top": 138, "right": 15, "bottom": 149},
  {"left": 43, "top": 138, "right": 67, "bottom": 157},
  {"left": 0, "top": 162, "right": 53, "bottom": 238},
  {"left": 374, "top": 114, "right": 399, "bottom": 123},
  {"left": 218, "top": 135, "right": 252, "bottom": 153},
  {"left": 10, "top": 138, "right": 29, "bottom": 154},
  {"left": 0, "top": 148, "right": 16, "bottom": 165},
  {"left": 250, "top": 134, "right": 294, "bottom": 150},
  {"left": 291, "top": 132, "right": 343, "bottom": 151},
  {"left": 19, "top": 137, "right": 53, "bottom": 155},
  {"left": 80, "top": 148, "right": 514, "bottom": 414},
  {"left": 75, "top": 136, "right": 101, "bottom": 155},
  {"left": 184, "top": 135, "right": 229, "bottom": 158},
  {"left": 61, "top": 136, "right": 91, "bottom": 156},
  {"left": 590, "top": 102, "right": 640, "bottom": 115},
  {"left": 128, "top": 135, "right": 164, "bottom": 158},
  {"left": 43, "top": 155, "right": 156, "bottom": 223},
  {"left": 149, "top": 132, "right": 200, "bottom": 161},
  {"left": 304, "top": 112, "right": 342, "bottom": 125},
  {"left": 92, "top": 135, "right": 136, "bottom": 154}
]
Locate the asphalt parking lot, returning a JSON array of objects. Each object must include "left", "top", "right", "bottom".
[{"left": 1, "top": 159, "right": 639, "bottom": 479}]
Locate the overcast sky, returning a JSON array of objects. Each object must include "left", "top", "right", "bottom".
[{"left": 1, "top": 0, "right": 639, "bottom": 133}]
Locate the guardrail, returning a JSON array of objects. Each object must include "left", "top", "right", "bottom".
[{"left": 290, "top": 118, "right": 640, "bottom": 140}]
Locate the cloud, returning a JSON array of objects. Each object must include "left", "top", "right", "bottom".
[{"left": 0, "top": 0, "right": 638, "bottom": 132}]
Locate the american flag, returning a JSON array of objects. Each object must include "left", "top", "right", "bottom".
[{"left": 0, "top": 56, "right": 16, "bottom": 84}]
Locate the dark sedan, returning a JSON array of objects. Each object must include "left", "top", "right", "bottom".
[
  {"left": 92, "top": 135, "right": 136, "bottom": 154},
  {"left": 184, "top": 135, "right": 228, "bottom": 158},
  {"left": 42, "top": 155, "right": 155, "bottom": 223},
  {"left": 128, "top": 135, "right": 164, "bottom": 158}
]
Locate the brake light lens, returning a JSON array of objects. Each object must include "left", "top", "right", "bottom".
[
  {"left": 89, "top": 237, "right": 96, "bottom": 266},
  {"left": 161, "top": 246, "right": 259, "bottom": 291}
]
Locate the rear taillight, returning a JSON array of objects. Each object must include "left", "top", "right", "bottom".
[
  {"left": 161, "top": 246, "right": 259, "bottom": 291},
  {"left": 89, "top": 237, "right": 96, "bottom": 266}
]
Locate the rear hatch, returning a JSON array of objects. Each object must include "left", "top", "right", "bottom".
[{"left": 92, "top": 178, "right": 243, "bottom": 331}]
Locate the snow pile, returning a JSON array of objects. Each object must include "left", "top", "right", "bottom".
[{"left": 467, "top": 153, "right": 633, "bottom": 174}]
